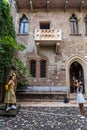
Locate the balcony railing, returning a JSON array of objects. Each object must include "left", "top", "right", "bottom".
[{"left": 35, "top": 29, "right": 61, "bottom": 42}]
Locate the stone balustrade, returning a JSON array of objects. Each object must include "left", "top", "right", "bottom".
[{"left": 35, "top": 29, "right": 61, "bottom": 41}]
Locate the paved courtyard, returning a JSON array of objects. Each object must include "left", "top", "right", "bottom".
[{"left": 0, "top": 101, "right": 87, "bottom": 130}]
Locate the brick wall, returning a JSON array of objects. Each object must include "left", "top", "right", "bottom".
[{"left": 11, "top": 1, "right": 87, "bottom": 91}]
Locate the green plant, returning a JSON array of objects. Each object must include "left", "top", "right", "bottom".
[
  {"left": 15, "top": 58, "right": 31, "bottom": 88},
  {"left": 0, "top": 0, "right": 29, "bottom": 89}
]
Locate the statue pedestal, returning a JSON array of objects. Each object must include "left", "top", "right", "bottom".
[{"left": 0, "top": 104, "right": 20, "bottom": 116}]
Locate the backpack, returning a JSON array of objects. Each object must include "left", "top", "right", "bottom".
[{"left": 64, "top": 97, "right": 69, "bottom": 103}]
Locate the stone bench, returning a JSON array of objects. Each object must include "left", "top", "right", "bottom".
[{"left": 16, "top": 86, "right": 69, "bottom": 96}]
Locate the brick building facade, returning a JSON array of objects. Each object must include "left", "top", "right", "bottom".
[{"left": 10, "top": 0, "right": 87, "bottom": 96}]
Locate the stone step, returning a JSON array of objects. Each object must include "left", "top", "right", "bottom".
[{"left": 0, "top": 104, "right": 20, "bottom": 116}]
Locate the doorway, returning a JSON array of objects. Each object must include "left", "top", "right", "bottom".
[{"left": 70, "top": 61, "right": 84, "bottom": 93}]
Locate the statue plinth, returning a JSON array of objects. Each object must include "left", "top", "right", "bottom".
[{"left": 0, "top": 104, "right": 20, "bottom": 116}]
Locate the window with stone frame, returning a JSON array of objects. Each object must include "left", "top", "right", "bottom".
[
  {"left": 84, "top": 15, "right": 87, "bottom": 35},
  {"left": 40, "top": 22, "right": 50, "bottom": 29},
  {"left": 30, "top": 60, "right": 36, "bottom": 77},
  {"left": 70, "top": 14, "right": 78, "bottom": 34},
  {"left": 19, "top": 15, "right": 28, "bottom": 34},
  {"left": 40, "top": 60, "right": 46, "bottom": 78}
]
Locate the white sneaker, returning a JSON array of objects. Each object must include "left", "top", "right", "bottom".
[
  {"left": 6, "top": 107, "right": 11, "bottom": 112},
  {"left": 11, "top": 105, "right": 17, "bottom": 109},
  {"left": 80, "top": 116, "right": 85, "bottom": 119}
]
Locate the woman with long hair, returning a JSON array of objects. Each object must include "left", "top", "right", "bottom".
[
  {"left": 75, "top": 80, "right": 85, "bottom": 119},
  {"left": 4, "top": 73, "right": 17, "bottom": 111}
]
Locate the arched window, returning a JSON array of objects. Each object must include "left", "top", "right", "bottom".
[
  {"left": 30, "top": 60, "right": 36, "bottom": 77},
  {"left": 70, "top": 14, "right": 78, "bottom": 34},
  {"left": 84, "top": 15, "right": 87, "bottom": 35},
  {"left": 40, "top": 60, "right": 46, "bottom": 78},
  {"left": 19, "top": 15, "right": 28, "bottom": 34}
]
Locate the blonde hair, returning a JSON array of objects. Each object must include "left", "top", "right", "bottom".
[{"left": 12, "top": 73, "right": 16, "bottom": 76}]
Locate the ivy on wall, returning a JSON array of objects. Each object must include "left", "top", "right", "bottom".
[{"left": 0, "top": 0, "right": 28, "bottom": 89}]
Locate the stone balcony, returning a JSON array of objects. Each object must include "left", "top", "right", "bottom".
[
  {"left": 35, "top": 29, "right": 62, "bottom": 54},
  {"left": 35, "top": 29, "right": 61, "bottom": 44}
]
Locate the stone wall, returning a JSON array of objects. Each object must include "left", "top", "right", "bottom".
[{"left": 11, "top": 1, "right": 87, "bottom": 94}]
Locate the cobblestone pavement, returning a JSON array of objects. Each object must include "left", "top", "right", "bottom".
[{"left": 1, "top": 104, "right": 87, "bottom": 130}]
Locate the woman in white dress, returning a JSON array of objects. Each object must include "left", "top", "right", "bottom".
[{"left": 75, "top": 80, "right": 85, "bottom": 118}]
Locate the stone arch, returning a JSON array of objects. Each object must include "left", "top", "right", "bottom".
[
  {"left": 18, "top": 13, "right": 29, "bottom": 34},
  {"left": 39, "top": 54, "right": 49, "bottom": 78},
  {"left": 65, "top": 54, "right": 87, "bottom": 95},
  {"left": 19, "top": 13, "right": 29, "bottom": 21},
  {"left": 27, "top": 53, "right": 49, "bottom": 78}
]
